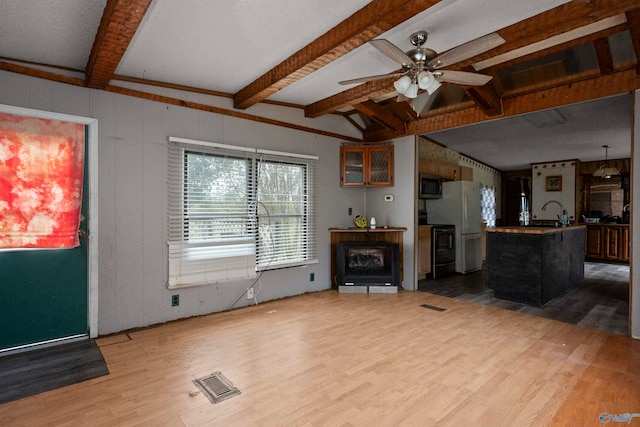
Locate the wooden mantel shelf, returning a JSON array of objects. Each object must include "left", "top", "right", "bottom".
[
  {"left": 329, "top": 227, "right": 407, "bottom": 233},
  {"left": 329, "top": 227, "right": 407, "bottom": 288}
]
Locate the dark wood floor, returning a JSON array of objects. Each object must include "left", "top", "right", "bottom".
[
  {"left": 0, "top": 339, "right": 108, "bottom": 404},
  {"left": 418, "top": 261, "right": 629, "bottom": 336}
]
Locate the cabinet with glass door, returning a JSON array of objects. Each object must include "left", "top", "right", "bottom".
[{"left": 340, "top": 144, "right": 393, "bottom": 187}]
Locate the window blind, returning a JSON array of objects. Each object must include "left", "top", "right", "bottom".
[
  {"left": 167, "top": 141, "right": 257, "bottom": 288},
  {"left": 167, "top": 138, "right": 318, "bottom": 288},
  {"left": 256, "top": 153, "right": 318, "bottom": 269}
]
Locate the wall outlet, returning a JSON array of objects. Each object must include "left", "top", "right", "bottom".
[
  {"left": 384, "top": 194, "right": 394, "bottom": 202},
  {"left": 171, "top": 294, "right": 179, "bottom": 307},
  {"left": 310, "top": 272, "right": 315, "bottom": 282},
  {"left": 247, "top": 288, "right": 254, "bottom": 299}
]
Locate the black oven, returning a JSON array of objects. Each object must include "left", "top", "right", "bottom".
[{"left": 431, "top": 225, "right": 455, "bottom": 278}]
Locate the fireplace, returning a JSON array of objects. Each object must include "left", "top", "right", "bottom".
[{"left": 336, "top": 241, "right": 400, "bottom": 286}]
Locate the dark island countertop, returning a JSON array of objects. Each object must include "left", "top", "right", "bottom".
[
  {"left": 485, "top": 225, "right": 585, "bottom": 306},
  {"left": 486, "top": 225, "right": 585, "bottom": 234}
]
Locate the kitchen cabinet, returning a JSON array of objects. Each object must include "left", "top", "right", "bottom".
[
  {"left": 585, "top": 224, "right": 629, "bottom": 262},
  {"left": 418, "top": 225, "right": 432, "bottom": 279},
  {"left": 585, "top": 225, "right": 604, "bottom": 259},
  {"left": 418, "top": 159, "right": 472, "bottom": 181},
  {"left": 486, "top": 225, "right": 585, "bottom": 306},
  {"left": 340, "top": 144, "right": 393, "bottom": 187}
]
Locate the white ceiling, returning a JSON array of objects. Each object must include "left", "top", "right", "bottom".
[
  {"left": 0, "top": 0, "right": 633, "bottom": 171},
  {"left": 426, "top": 94, "right": 632, "bottom": 170}
]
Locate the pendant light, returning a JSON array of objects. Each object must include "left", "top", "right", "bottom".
[{"left": 592, "top": 145, "right": 620, "bottom": 179}]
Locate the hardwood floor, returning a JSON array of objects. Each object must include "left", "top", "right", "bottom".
[
  {"left": 1, "top": 289, "right": 638, "bottom": 426},
  {"left": 418, "top": 262, "right": 630, "bottom": 336}
]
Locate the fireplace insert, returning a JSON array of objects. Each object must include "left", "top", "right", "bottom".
[{"left": 336, "top": 241, "right": 400, "bottom": 286}]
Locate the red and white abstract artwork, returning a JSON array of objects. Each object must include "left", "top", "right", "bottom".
[{"left": 0, "top": 112, "right": 85, "bottom": 249}]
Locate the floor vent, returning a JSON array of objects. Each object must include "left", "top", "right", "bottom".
[
  {"left": 193, "top": 371, "right": 241, "bottom": 404},
  {"left": 420, "top": 303, "right": 447, "bottom": 312}
]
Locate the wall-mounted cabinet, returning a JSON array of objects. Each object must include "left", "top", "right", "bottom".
[
  {"left": 341, "top": 144, "right": 393, "bottom": 187},
  {"left": 418, "top": 159, "right": 472, "bottom": 181}
]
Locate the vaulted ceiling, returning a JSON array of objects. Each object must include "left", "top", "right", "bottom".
[{"left": 1, "top": 0, "right": 639, "bottom": 169}]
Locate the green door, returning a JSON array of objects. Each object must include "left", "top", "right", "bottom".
[{"left": 0, "top": 130, "right": 89, "bottom": 350}]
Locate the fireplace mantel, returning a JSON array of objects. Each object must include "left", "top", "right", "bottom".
[{"left": 329, "top": 227, "right": 407, "bottom": 289}]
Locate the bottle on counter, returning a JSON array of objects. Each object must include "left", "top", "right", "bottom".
[
  {"left": 370, "top": 217, "right": 376, "bottom": 229},
  {"left": 519, "top": 192, "right": 530, "bottom": 226}
]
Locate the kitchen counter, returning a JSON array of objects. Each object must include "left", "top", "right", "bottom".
[
  {"left": 485, "top": 225, "right": 585, "bottom": 306},
  {"left": 486, "top": 225, "right": 585, "bottom": 234}
]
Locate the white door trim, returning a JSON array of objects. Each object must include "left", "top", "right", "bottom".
[{"left": 0, "top": 104, "right": 99, "bottom": 339}]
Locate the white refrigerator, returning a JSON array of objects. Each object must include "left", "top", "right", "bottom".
[{"left": 427, "top": 180, "right": 482, "bottom": 274}]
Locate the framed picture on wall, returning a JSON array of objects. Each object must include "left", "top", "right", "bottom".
[{"left": 545, "top": 175, "right": 562, "bottom": 191}]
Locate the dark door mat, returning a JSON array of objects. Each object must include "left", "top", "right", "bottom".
[{"left": 0, "top": 339, "right": 109, "bottom": 404}]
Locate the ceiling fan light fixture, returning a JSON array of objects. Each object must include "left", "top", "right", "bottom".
[
  {"left": 592, "top": 145, "right": 620, "bottom": 179},
  {"left": 393, "top": 75, "right": 412, "bottom": 94},
  {"left": 417, "top": 70, "right": 442, "bottom": 95},
  {"left": 404, "top": 82, "right": 419, "bottom": 98}
]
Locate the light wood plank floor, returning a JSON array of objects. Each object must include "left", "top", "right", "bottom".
[{"left": 1, "top": 290, "right": 638, "bottom": 426}]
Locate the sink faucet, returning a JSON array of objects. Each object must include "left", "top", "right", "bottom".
[{"left": 541, "top": 200, "right": 564, "bottom": 211}]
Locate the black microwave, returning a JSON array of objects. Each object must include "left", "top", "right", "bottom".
[{"left": 419, "top": 174, "right": 442, "bottom": 199}]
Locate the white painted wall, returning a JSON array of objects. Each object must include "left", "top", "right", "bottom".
[
  {"left": 1, "top": 70, "right": 635, "bottom": 338},
  {"left": 364, "top": 136, "right": 416, "bottom": 290},
  {"left": 0, "top": 70, "right": 367, "bottom": 335}
]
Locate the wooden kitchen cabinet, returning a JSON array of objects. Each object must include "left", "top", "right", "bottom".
[
  {"left": 418, "top": 159, "right": 471, "bottom": 181},
  {"left": 418, "top": 225, "right": 432, "bottom": 279},
  {"left": 585, "top": 224, "right": 629, "bottom": 262},
  {"left": 437, "top": 162, "right": 460, "bottom": 181},
  {"left": 585, "top": 225, "right": 604, "bottom": 259},
  {"left": 341, "top": 144, "right": 393, "bottom": 187}
]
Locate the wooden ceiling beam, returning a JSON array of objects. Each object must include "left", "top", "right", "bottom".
[
  {"left": 233, "top": 0, "right": 442, "bottom": 110},
  {"left": 363, "top": 68, "right": 640, "bottom": 141},
  {"left": 593, "top": 38, "right": 614, "bottom": 74},
  {"left": 463, "top": 84, "right": 503, "bottom": 117},
  {"left": 353, "top": 100, "right": 405, "bottom": 133},
  {"left": 308, "top": 0, "right": 640, "bottom": 117},
  {"left": 478, "top": 23, "right": 628, "bottom": 76},
  {"left": 85, "top": 0, "right": 153, "bottom": 89},
  {"left": 627, "top": 9, "right": 640, "bottom": 73},
  {"left": 306, "top": 78, "right": 398, "bottom": 118}
]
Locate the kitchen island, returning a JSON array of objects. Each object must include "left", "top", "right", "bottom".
[{"left": 485, "top": 225, "right": 585, "bottom": 306}]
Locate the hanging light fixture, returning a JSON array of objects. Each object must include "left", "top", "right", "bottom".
[
  {"left": 417, "top": 70, "right": 441, "bottom": 95},
  {"left": 393, "top": 75, "right": 419, "bottom": 98},
  {"left": 593, "top": 144, "right": 620, "bottom": 179}
]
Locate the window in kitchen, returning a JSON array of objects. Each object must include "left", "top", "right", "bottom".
[
  {"left": 167, "top": 138, "right": 318, "bottom": 288},
  {"left": 481, "top": 184, "right": 496, "bottom": 227}
]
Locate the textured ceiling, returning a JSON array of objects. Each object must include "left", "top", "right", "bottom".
[{"left": 0, "top": 0, "right": 636, "bottom": 171}]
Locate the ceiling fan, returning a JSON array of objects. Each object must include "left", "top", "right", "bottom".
[{"left": 339, "top": 30, "right": 505, "bottom": 101}]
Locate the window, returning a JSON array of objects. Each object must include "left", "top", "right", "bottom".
[
  {"left": 481, "top": 184, "right": 496, "bottom": 227},
  {"left": 167, "top": 138, "right": 317, "bottom": 288}
]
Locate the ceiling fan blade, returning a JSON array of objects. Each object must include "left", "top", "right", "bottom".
[
  {"left": 370, "top": 39, "right": 416, "bottom": 68},
  {"left": 428, "top": 33, "right": 505, "bottom": 69},
  {"left": 436, "top": 70, "right": 493, "bottom": 86},
  {"left": 409, "top": 92, "right": 437, "bottom": 117},
  {"left": 396, "top": 93, "right": 409, "bottom": 103},
  {"left": 339, "top": 71, "right": 406, "bottom": 85}
]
